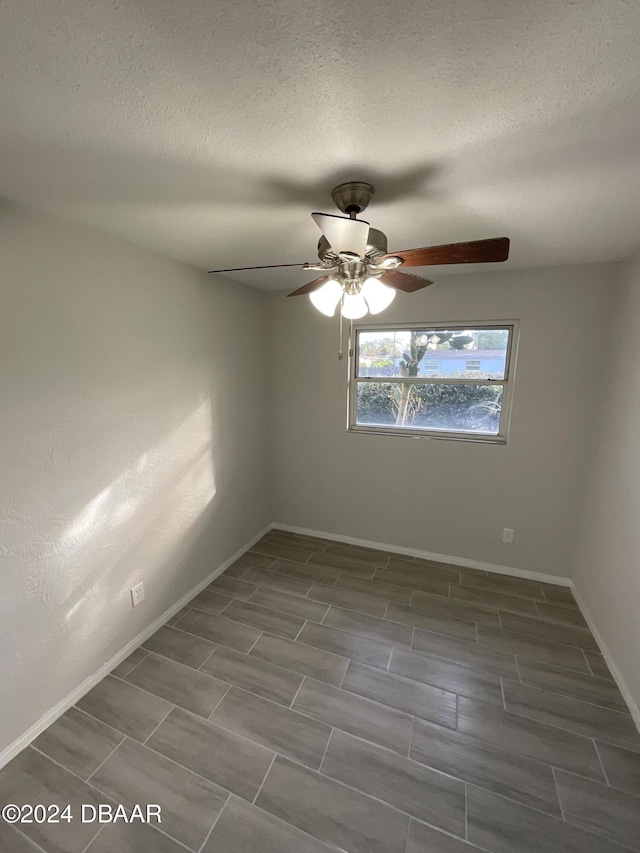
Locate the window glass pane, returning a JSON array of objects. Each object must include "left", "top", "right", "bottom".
[
  {"left": 355, "top": 381, "right": 504, "bottom": 435},
  {"left": 357, "top": 328, "right": 509, "bottom": 380}
]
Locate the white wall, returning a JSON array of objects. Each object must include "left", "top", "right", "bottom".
[
  {"left": 573, "top": 250, "right": 640, "bottom": 714},
  {"left": 0, "top": 200, "right": 269, "bottom": 754},
  {"left": 269, "top": 264, "right": 615, "bottom": 578}
]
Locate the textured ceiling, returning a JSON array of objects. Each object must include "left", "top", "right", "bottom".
[{"left": 1, "top": 0, "right": 640, "bottom": 289}]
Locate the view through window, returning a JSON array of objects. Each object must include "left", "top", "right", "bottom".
[{"left": 350, "top": 324, "right": 517, "bottom": 441}]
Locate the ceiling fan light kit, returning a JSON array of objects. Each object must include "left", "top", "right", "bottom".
[{"left": 208, "top": 180, "right": 510, "bottom": 322}]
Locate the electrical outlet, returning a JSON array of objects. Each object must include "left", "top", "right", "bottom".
[
  {"left": 130, "top": 582, "right": 145, "bottom": 607},
  {"left": 502, "top": 528, "right": 515, "bottom": 544}
]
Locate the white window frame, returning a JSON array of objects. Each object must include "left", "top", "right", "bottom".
[
  {"left": 465, "top": 359, "right": 482, "bottom": 372},
  {"left": 347, "top": 320, "right": 519, "bottom": 444}
]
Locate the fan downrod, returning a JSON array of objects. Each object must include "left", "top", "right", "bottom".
[{"left": 331, "top": 181, "right": 375, "bottom": 216}]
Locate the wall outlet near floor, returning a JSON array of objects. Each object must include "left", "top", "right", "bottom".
[
  {"left": 130, "top": 582, "right": 145, "bottom": 607},
  {"left": 502, "top": 528, "right": 515, "bottom": 544}
]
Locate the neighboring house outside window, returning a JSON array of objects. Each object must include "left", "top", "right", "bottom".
[{"left": 350, "top": 323, "right": 518, "bottom": 442}]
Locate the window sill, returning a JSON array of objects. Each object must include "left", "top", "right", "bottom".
[{"left": 347, "top": 426, "right": 507, "bottom": 445}]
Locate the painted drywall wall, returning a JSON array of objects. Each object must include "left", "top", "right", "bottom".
[
  {"left": 268, "top": 264, "right": 615, "bottom": 577},
  {"left": 0, "top": 200, "right": 269, "bottom": 753},
  {"left": 573, "top": 250, "right": 640, "bottom": 712}
]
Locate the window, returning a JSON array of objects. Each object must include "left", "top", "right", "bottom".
[{"left": 349, "top": 323, "right": 517, "bottom": 442}]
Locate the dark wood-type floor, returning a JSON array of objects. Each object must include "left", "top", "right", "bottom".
[{"left": 2, "top": 530, "right": 639, "bottom": 852}]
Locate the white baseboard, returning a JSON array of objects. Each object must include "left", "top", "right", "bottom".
[
  {"left": 570, "top": 582, "right": 640, "bottom": 733},
  {"left": 0, "top": 523, "right": 271, "bottom": 772},
  {"left": 271, "top": 523, "right": 572, "bottom": 587}
]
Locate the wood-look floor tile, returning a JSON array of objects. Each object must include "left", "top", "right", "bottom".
[
  {"left": 584, "top": 651, "right": 614, "bottom": 680},
  {"left": 249, "top": 633, "right": 349, "bottom": 686},
  {"left": 503, "top": 679, "right": 640, "bottom": 752},
  {"left": 457, "top": 696, "right": 604, "bottom": 780},
  {"left": 322, "top": 606, "right": 414, "bottom": 646},
  {"left": 411, "top": 591, "right": 501, "bottom": 627},
  {"left": 596, "top": 741, "right": 640, "bottom": 796},
  {"left": 221, "top": 599, "right": 305, "bottom": 639},
  {"left": 241, "top": 549, "right": 277, "bottom": 568},
  {"left": 292, "top": 677, "right": 413, "bottom": 754},
  {"left": 450, "top": 583, "right": 539, "bottom": 615},
  {"left": 166, "top": 606, "right": 191, "bottom": 625},
  {"left": 255, "top": 755, "right": 409, "bottom": 853},
  {"left": 389, "top": 647, "right": 504, "bottom": 706},
  {"left": 476, "top": 624, "right": 591, "bottom": 672},
  {"left": 111, "top": 647, "right": 148, "bottom": 678},
  {"left": 459, "top": 572, "right": 547, "bottom": 601},
  {"left": 342, "top": 661, "right": 457, "bottom": 726},
  {"left": 124, "top": 653, "right": 229, "bottom": 718},
  {"left": 498, "top": 611, "right": 599, "bottom": 650},
  {"left": 267, "top": 532, "right": 320, "bottom": 553},
  {"left": 268, "top": 558, "right": 340, "bottom": 585},
  {"left": 200, "top": 645, "right": 303, "bottom": 705},
  {"left": 189, "top": 588, "right": 234, "bottom": 615},
  {"left": 467, "top": 785, "right": 626, "bottom": 853},
  {"left": 374, "top": 567, "right": 451, "bottom": 596},
  {"left": 249, "top": 586, "right": 329, "bottom": 622},
  {"left": 86, "top": 821, "right": 185, "bottom": 853},
  {"left": 146, "top": 707, "right": 274, "bottom": 801},
  {"left": 541, "top": 584, "right": 579, "bottom": 609},
  {"left": 555, "top": 769, "right": 640, "bottom": 850},
  {"left": 223, "top": 560, "right": 252, "bottom": 577},
  {"left": 208, "top": 574, "right": 259, "bottom": 599},
  {"left": 387, "top": 556, "right": 460, "bottom": 583},
  {"left": 174, "top": 608, "right": 261, "bottom": 652},
  {"left": 407, "top": 819, "right": 474, "bottom": 853},
  {"left": 518, "top": 658, "right": 628, "bottom": 712},
  {"left": 76, "top": 675, "right": 173, "bottom": 741},
  {"left": 290, "top": 532, "right": 335, "bottom": 547},
  {"left": 202, "top": 795, "right": 337, "bottom": 853},
  {"left": 241, "top": 566, "right": 314, "bottom": 596},
  {"left": 252, "top": 542, "right": 316, "bottom": 563},
  {"left": 307, "top": 582, "right": 388, "bottom": 617},
  {"left": 535, "top": 601, "right": 589, "bottom": 628},
  {"left": 386, "top": 602, "right": 477, "bottom": 641},
  {"left": 411, "top": 718, "right": 561, "bottom": 816},
  {"left": 0, "top": 822, "right": 52, "bottom": 853},
  {"left": 297, "top": 621, "right": 393, "bottom": 669},
  {"left": 324, "top": 541, "right": 391, "bottom": 566},
  {"left": 211, "top": 687, "right": 331, "bottom": 769},
  {"left": 0, "top": 748, "right": 104, "bottom": 853},
  {"left": 142, "top": 625, "right": 216, "bottom": 668},
  {"left": 323, "top": 729, "right": 466, "bottom": 834},
  {"left": 32, "top": 707, "right": 124, "bottom": 780},
  {"left": 307, "top": 551, "right": 376, "bottom": 577},
  {"left": 91, "top": 738, "right": 228, "bottom": 850},
  {"left": 335, "top": 573, "right": 412, "bottom": 604},
  {"left": 412, "top": 629, "right": 518, "bottom": 678}
]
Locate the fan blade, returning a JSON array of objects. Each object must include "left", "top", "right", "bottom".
[
  {"left": 379, "top": 270, "right": 433, "bottom": 293},
  {"left": 312, "top": 212, "right": 369, "bottom": 258},
  {"left": 287, "top": 275, "right": 336, "bottom": 298},
  {"left": 208, "top": 262, "right": 308, "bottom": 273},
  {"left": 381, "top": 237, "right": 510, "bottom": 268}
]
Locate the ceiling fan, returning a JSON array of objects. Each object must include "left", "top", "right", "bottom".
[{"left": 209, "top": 181, "right": 510, "bottom": 319}]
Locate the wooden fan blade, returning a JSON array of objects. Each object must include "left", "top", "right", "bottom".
[
  {"left": 379, "top": 270, "right": 434, "bottom": 293},
  {"left": 286, "top": 275, "right": 335, "bottom": 298},
  {"left": 208, "top": 262, "right": 308, "bottom": 273},
  {"left": 382, "top": 237, "right": 510, "bottom": 268}
]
